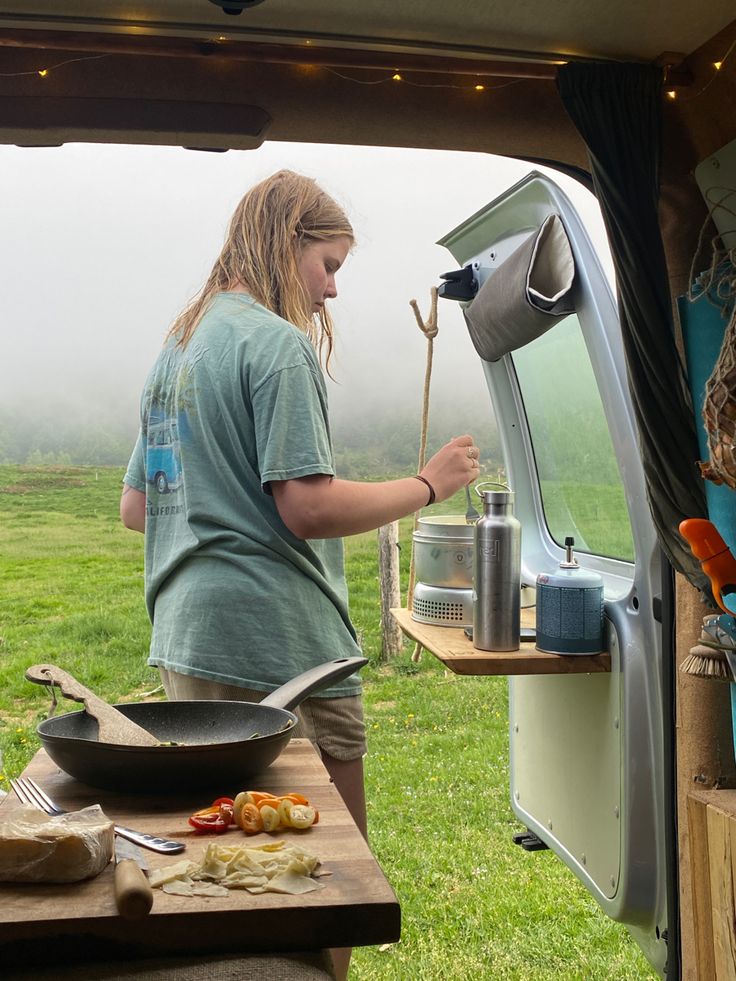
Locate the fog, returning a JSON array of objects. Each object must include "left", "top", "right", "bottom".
[{"left": 0, "top": 140, "right": 609, "bottom": 459}]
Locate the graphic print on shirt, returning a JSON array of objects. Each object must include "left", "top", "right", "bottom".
[
  {"left": 145, "top": 413, "right": 182, "bottom": 495},
  {"left": 141, "top": 352, "right": 200, "bottom": 507}
]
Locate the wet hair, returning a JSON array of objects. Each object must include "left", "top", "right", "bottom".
[{"left": 167, "top": 169, "right": 354, "bottom": 372}]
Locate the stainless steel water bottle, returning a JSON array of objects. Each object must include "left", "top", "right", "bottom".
[{"left": 473, "top": 489, "right": 521, "bottom": 651}]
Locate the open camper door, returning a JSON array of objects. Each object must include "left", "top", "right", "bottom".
[{"left": 438, "top": 172, "right": 670, "bottom": 976}]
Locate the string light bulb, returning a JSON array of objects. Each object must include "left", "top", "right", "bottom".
[
  {"left": 474, "top": 83, "right": 485, "bottom": 91},
  {"left": 392, "top": 72, "right": 402, "bottom": 81},
  {"left": 666, "top": 89, "right": 677, "bottom": 100},
  {"left": 713, "top": 61, "right": 723, "bottom": 70},
  {"left": 38, "top": 68, "right": 48, "bottom": 77}
]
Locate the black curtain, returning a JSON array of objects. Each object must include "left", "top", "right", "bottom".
[{"left": 557, "top": 62, "right": 709, "bottom": 594}]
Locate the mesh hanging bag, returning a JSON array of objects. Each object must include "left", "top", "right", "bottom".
[{"left": 701, "top": 302, "right": 736, "bottom": 489}]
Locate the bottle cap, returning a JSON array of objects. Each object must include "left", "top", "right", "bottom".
[{"left": 481, "top": 490, "right": 514, "bottom": 505}]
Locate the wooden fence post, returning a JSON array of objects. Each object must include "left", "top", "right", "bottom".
[{"left": 377, "top": 522, "right": 403, "bottom": 659}]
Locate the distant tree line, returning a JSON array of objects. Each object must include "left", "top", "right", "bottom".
[
  {"left": 0, "top": 403, "right": 503, "bottom": 478},
  {"left": 332, "top": 405, "right": 503, "bottom": 479},
  {"left": 0, "top": 408, "right": 138, "bottom": 468}
]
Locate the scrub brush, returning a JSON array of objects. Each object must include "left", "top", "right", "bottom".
[
  {"left": 678, "top": 519, "right": 736, "bottom": 680},
  {"left": 680, "top": 614, "right": 736, "bottom": 681}
]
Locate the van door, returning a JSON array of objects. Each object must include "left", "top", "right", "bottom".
[{"left": 437, "top": 171, "right": 669, "bottom": 976}]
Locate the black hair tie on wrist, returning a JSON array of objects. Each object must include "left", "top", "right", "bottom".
[{"left": 413, "top": 474, "right": 436, "bottom": 505}]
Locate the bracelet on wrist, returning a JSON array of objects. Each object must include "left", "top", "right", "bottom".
[{"left": 413, "top": 474, "right": 436, "bottom": 506}]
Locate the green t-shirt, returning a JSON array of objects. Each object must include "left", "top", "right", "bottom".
[{"left": 124, "top": 292, "right": 362, "bottom": 697}]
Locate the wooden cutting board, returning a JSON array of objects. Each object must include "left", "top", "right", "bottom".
[{"left": 0, "top": 742, "right": 400, "bottom": 970}]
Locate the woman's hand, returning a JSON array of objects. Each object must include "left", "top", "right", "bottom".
[
  {"left": 271, "top": 433, "right": 479, "bottom": 540},
  {"left": 420, "top": 434, "right": 480, "bottom": 503}
]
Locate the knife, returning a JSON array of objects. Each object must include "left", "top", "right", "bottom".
[{"left": 114, "top": 836, "right": 154, "bottom": 919}]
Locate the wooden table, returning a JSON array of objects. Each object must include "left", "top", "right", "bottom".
[
  {"left": 0, "top": 741, "right": 400, "bottom": 970},
  {"left": 391, "top": 607, "right": 611, "bottom": 675}
]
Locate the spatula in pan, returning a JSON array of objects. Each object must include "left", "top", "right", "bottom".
[{"left": 25, "top": 664, "right": 160, "bottom": 746}]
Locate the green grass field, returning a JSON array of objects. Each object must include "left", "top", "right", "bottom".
[{"left": 0, "top": 465, "right": 655, "bottom": 979}]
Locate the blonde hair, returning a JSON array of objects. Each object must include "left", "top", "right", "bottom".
[{"left": 167, "top": 170, "right": 354, "bottom": 372}]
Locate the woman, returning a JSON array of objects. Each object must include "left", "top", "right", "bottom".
[{"left": 120, "top": 169, "right": 479, "bottom": 841}]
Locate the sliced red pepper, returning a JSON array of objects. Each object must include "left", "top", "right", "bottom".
[
  {"left": 188, "top": 811, "right": 231, "bottom": 834},
  {"left": 188, "top": 798, "right": 235, "bottom": 833}
]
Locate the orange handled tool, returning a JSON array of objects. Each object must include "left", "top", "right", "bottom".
[{"left": 679, "top": 518, "right": 736, "bottom": 614}]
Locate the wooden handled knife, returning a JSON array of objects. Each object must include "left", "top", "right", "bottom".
[{"left": 114, "top": 836, "right": 153, "bottom": 919}]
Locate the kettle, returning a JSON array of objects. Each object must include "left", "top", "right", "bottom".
[{"left": 535, "top": 537, "right": 604, "bottom": 655}]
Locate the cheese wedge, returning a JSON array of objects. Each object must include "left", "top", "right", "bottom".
[{"left": 0, "top": 805, "right": 114, "bottom": 883}]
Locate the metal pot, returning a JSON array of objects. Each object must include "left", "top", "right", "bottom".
[
  {"left": 33, "top": 657, "right": 367, "bottom": 793},
  {"left": 413, "top": 515, "right": 474, "bottom": 588}
]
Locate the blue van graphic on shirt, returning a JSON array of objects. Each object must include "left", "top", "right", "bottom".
[{"left": 146, "top": 418, "right": 182, "bottom": 494}]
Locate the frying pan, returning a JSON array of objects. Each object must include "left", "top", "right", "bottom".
[{"left": 32, "top": 656, "right": 367, "bottom": 792}]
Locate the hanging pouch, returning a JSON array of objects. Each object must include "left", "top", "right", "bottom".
[{"left": 464, "top": 213, "right": 576, "bottom": 362}]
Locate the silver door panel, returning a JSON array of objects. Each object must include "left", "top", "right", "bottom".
[{"left": 438, "top": 172, "right": 667, "bottom": 974}]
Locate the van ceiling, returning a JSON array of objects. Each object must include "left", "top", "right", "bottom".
[{"left": 0, "top": 1, "right": 733, "bottom": 64}]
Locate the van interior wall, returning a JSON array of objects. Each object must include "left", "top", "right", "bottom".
[
  {"left": 0, "top": 38, "right": 589, "bottom": 160},
  {"left": 657, "top": 20, "right": 736, "bottom": 977},
  {"left": 660, "top": 18, "right": 736, "bottom": 298},
  {"left": 658, "top": 13, "right": 736, "bottom": 814}
]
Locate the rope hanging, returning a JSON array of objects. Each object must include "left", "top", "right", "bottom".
[{"left": 406, "top": 287, "right": 439, "bottom": 663}]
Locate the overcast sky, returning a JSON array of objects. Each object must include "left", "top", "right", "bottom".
[{"left": 0, "top": 140, "right": 610, "bottom": 442}]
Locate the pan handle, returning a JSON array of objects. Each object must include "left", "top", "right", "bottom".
[{"left": 259, "top": 657, "right": 368, "bottom": 712}]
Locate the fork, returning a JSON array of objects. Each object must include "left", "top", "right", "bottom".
[
  {"left": 465, "top": 484, "right": 480, "bottom": 524},
  {"left": 10, "top": 776, "right": 185, "bottom": 854}
]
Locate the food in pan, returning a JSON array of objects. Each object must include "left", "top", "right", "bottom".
[{"left": 0, "top": 805, "right": 114, "bottom": 883}]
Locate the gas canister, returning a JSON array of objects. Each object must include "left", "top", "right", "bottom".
[{"left": 536, "top": 537, "right": 604, "bottom": 655}]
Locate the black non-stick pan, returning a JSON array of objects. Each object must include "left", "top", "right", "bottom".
[{"left": 32, "top": 656, "right": 367, "bottom": 792}]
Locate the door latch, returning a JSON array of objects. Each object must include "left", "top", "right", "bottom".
[{"left": 438, "top": 264, "right": 478, "bottom": 302}]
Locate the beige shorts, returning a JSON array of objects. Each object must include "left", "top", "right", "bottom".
[{"left": 158, "top": 668, "right": 367, "bottom": 761}]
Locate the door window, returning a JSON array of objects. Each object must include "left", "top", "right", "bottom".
[{"left": 511, "top": 314, "right": 635, "bottom": 562}]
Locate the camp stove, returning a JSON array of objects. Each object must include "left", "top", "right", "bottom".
[
  {"left": 412, "top": 581, "right": 474, "bottom": 627},
  {"left": 411, "top": 515, "right": 474, "bottom": 627}
]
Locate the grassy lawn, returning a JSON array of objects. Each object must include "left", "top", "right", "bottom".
[{"left": 0, "top": 465, "right": 655, "bottom": 979}]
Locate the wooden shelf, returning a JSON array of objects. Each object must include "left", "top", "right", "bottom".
[{"left": 390, "top": 607, "right": 611, "bottom": 676}]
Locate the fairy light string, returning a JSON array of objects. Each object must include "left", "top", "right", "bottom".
[
  {"left": 0, "top": 36, "right": 731, "bottom": 96},
  {"left": 665, "top": 35, "right": 735, "bottom": 101},
  {"left": 0, "top": 53, "right": 109, "bottom": 77},
  {"left": 0, "top": 45, "right": 536, "bottom": 92}
]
